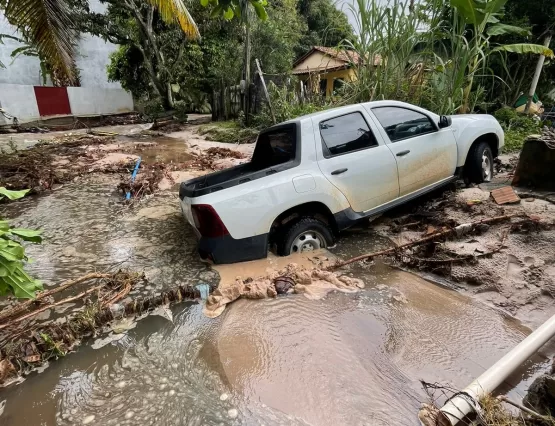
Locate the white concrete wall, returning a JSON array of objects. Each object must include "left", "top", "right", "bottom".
[
  {"left": 67, "top": 87, "right": 133, "bottom": 115},
  {"left": 0, "top": 0, "right": 121, "bottom": 88},
  {"left": 0, "top": 84, "right": 40, "bottom": 125}
]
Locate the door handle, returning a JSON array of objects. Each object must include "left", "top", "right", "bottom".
[
  {"left": 331, "top": 168, "right": 348, "bottom": 175},
  {"left": 396, "top": 150, "right": 411, "bottom": 157}
]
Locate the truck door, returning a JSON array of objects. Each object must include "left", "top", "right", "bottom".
[
  {"left": 314, "top": 108, "right": 399, "bottom": 213},
  {"left": 370, "top": 106, "right": 458, "bottom": 197}
]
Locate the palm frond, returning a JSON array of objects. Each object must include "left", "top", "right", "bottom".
[
  {"left": 4, "top": 0, "right": 77, "bottom": 83},
  {"left": 146, "top": 0, "right": 200, "bottom": 39}
]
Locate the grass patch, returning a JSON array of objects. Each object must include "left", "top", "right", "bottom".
[
  {"left": 504, "top": 128, "right": 542, "bottom": 153},
  {"left": 197, "top": 121, "right": 259, "bottom": 144},
  {"left": 479, "top": 394, "right": 555, "bottom": 426}
]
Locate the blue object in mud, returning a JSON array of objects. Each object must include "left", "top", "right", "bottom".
[
  {"left": 195, "top": 283, "right": 211, "bottom": 301},
  {"left": 126, "top": 157, "right": 142, "bottom": 200}
]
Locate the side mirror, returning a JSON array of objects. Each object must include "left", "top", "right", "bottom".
[{"left": 439, "top": 115, "right": 452, "bottom": 129}]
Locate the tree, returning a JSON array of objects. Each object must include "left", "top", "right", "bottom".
[
  {"left": 0, "top": 0, "right": 201, "bottom": 86},
  {"left": 448, "top": 0, "right": 554, "bottom": 112},
  {"left": 296, "top": 0, "right": 355, "bottom": 57}
]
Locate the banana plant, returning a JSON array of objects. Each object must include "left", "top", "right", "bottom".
[
  {"left": 0, "top": 188, "right": 43, "bottom": 299},
  {"left": 200, "top": 0, "right": 268, "bottom": 20},
  {"left": 450, "top": 0, "right": 554, "bottom": 112}
]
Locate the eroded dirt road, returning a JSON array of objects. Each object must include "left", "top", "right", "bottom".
[{"left": 0, "top": 125, "right": 554, "bottom": 425}]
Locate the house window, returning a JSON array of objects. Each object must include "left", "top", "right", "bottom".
[
  {"left": 372, "top": 107, "right": 436, "bottom": 142},
  {"left": 320, "top": 112, "right": 378, "bottom": 157}
]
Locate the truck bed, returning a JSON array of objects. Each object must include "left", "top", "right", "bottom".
[
  {"left": 179, "top": 123, "right": 300, "bottom": 199},
  {"left": 179, "top": 163, "right": 280, "bottom": 199}
]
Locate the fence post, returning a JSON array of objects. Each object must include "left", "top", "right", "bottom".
[{"left": 255, "top": 59, "right": 276, "bottom": 125}]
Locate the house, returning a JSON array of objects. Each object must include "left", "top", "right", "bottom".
[{"left": 292, "top": 46, "right": 379, "bottom": 97}]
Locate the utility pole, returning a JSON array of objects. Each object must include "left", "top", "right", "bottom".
[{"left": 524, "top": 33, "right": 552, "bottom": 114}]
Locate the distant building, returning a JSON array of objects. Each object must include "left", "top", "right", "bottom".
[{"left": 292, "top": 46, "right": 380, "bottom": 97}]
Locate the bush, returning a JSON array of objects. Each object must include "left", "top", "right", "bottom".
[
  {"left": 494, "top": 107, "right": 539, "bottom": 133},
  {"left": 141, "top": 98, "right": 165, "bottom": 121},
  {"left": 252, "top": 83, "right": 331, "bottom": 129},
  {"left": 173, "top": 101, "right": 188, "bottom": 123}
]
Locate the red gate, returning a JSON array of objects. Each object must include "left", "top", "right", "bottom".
[{"left": 33, "top": 87, "right": 71, "bottom": 116}]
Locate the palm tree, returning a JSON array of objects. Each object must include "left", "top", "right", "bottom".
[{"left": 2, "top": 0, "right": 200, "bottom": 84}]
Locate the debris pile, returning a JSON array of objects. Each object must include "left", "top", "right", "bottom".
[
  {"left": 204, "top": 263, "right": 365, "bottom": 318},
  {"left": 118, "top": 162, "right": 173, "bottom": 199},
  {"left": 189, "top": 147, "right": 246, "bottom": 171},
  {"left": 0, "top": 271, "right": 215, "bottom": 387},
  {"left": 0, "top": 135, "right": 135, "bottom": 195}
]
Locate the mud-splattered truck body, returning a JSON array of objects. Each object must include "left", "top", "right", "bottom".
[{"left": 179, "top": 101, "right": 504, "bottom": 264}]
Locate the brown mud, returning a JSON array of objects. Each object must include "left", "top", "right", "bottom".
[{"left": 362, "top": 161, "right": 555, "bottom": 328}]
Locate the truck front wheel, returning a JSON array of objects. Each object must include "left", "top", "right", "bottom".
[
  {"left": 465, "top": 141, "right": 494, "bottom": 184},
  {"left": 277, "top": 217, "right": 335, "bottom": 256}
]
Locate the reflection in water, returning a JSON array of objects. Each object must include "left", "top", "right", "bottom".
[{"left": 0, "top": 181, "right": 552, "bottom": 426}]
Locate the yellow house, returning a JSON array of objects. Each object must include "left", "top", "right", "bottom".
[{"left": 292, "top": 46, "right": 363, "bottom": 97}]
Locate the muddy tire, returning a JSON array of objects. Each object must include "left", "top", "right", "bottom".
[
  {"left": 465, "top": 141, "right": 494, "bottom": 184},
  {"left": 276, "top": 217, "right": 335, "bottom": 256}
]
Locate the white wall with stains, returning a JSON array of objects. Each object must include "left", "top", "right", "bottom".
[{"left": 0, "top": 0, "right": 121, "bottom": 89}]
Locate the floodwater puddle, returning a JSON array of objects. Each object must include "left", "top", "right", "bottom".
[
  {"left": 0, "top": 181, "right": 554, "bottom": 425},
  {"left": 116, "top": 135, "right": 195, "bottom": 164}
]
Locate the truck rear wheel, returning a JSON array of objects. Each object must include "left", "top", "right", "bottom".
[
  {"left": 277, "top": 217, "right": 335, "bottom": 256},
  {"left": 466, "top": 141, "right": 494, "bottom": 184}
]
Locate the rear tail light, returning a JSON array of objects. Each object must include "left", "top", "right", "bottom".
[{"left": 191, "top": 204, "right": 230, "bottom": 238}]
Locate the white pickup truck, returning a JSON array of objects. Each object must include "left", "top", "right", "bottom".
[{"left": 180, "top": 101, "right": 504, "bottom": 264}]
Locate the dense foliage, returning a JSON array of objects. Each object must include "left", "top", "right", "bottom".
[
  {"left": 72, "top": 0, "right": 355, "bottom": 111},
  {"left": 0, "top": 188, "right": 42, "bottom": 299}
]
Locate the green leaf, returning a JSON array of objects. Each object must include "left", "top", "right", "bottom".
[
  {"left": 4, "top": 273, "right": 42, "bottom": 299},
  {"left": 251, "top": 1, "right": 268, "bottom": 20},
  {"left": 0, "top": 257, "right": 17, "bottom": 273},
  {"left": 200, "top": 0, "right": 209, "bottom": 5},
  {"left": 0, "top": 187, "right": 29, "bottom": 200},
  {"left": 450, "top": 0, "right": 485, "bottom": 25},
  {"left": 0, "top": 264, "right": 8, "bottom": 277},
  {"left": 223, "top": 7, "right": 234, "bottom": 20},
  {"left": 0, "top": 221, "right": 10, "bottom": 232},
  {"left": 484, "top": 0, "right": 509, "bottom": 14},
  {"left": 487, "top": 24, "right": 530, "bottom": 37},
  {"left": 0, "top": 245, "right": 25, "bottom": 261},
  {"left": 10, "top": 228, "right": 43, "bottom": 243},
  {"left": 494, "top": 44, "right": 555, "bottom": 58}
]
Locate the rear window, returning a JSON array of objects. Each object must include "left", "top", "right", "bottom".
[{"left": 251, "top": 125, "right": 297, "bottom": 170}]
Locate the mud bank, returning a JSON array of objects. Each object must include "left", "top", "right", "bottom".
[
  {"left": 0, "top": 122, "right": 252, "bottom": 199},
  {"left": 366, "top": 177, "right": 555, "bottom": 327}
]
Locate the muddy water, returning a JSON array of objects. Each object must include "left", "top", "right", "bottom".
[{"left": 1, "top": 182, "right": 553, "bottom": 425}]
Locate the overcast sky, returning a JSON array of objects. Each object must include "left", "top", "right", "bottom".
[{"left": 335, "top": 0, "right": 398, "bottom": 33}]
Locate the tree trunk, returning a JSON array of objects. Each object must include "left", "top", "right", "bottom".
[
  {"left": 524, "top": 34, "right": 552, "bottom": 114},
  {"left": 243, "top": 20, "right": 252, "bottom": 123}
]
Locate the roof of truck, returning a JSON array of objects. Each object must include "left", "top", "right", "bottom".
[{"left": 279, "top": 100, "right": 436, "bottom": 126}]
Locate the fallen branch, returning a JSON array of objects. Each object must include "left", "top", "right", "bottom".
[
  {"left": 0, "top": 281, "right": 217, "bottom": 386},
  {"left": 0, "top": 285, "right": 104, "bottom": 330},
  {"left": 329, "top": 214, "right": 522, "bottom": 271},
  {"left": 0, "top": 273, "right": 110, "bottom": 323}
]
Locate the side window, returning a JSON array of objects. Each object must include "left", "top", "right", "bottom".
[
  {"left": 319, "top": 112, "right": 378, "bottom": 157},
  {"left": 372, "top": 107, "right": 436, "bottom": 142}
]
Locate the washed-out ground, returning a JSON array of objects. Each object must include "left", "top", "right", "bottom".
[{"left": 0, "top": 123, "right": 554, "bottom": 425}]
